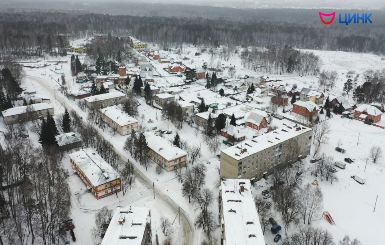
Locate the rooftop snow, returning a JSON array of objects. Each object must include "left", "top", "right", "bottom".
[
  {"left": 84, "top": 91, "right": 126, "bottom": 103},
  {"left": 195, "top": 111, "right": 218, "bottom": 120},
  {"left": 55, "top": 132, "right": 82, "bottom": 147},
  {"left": 221, "top": 121, "right": 312, "bottom": 160},
  {"left": 245, "top": 110, "right": 267, "bottom": 125},
  {"left": 221, "top": 179, "right": 265, "bottom": 245},
  {"left": 294, "top": 100, "right": 317, "bottom": 111},
  {"left": 2, "top": 103, "right": 53, "bottom": 117},
  {"left": 100, "top": 105, "right": 138, "bottom": 127},
  {"left": 69, "top": 148, "right": 120, "bottom": 187},
  {"left": 101, "top": 206, "right": 150, "bottom": 245},
  {"left": 155, "top": 93, "right": 175, "bottom": 99},
  {"left": 145, "top": 132, "right": 187, "bottom": 161},
  {"left": 355, "top": 104, "right": 382, "bottom": 116}
]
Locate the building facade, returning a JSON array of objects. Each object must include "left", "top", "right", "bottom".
[
  {"left": 84, "top": 91, "right": 126, "bottom": 109},
  {"left": 220, "top": 122, "right": 312, "bottom": 180},
  {"left": 292, "top": 101, "right": 318, "bottom": 121},
  {"left": 2, "top": 103, "right": 54, "bottom": 124},
  {"left": 99, "top": 105, "right": 139, "bottom": 135}
]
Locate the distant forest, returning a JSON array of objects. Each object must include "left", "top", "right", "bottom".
[{"left": 0, "top": 11, "right": 385, "bottom": 56}]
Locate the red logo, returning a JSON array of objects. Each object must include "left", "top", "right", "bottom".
[{"left": 319, "top": 12, "right": 336, "bottom": 25}]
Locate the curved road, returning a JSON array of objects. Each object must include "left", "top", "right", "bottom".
[{"left": 26, "top": 74, "right": 194, "bottom": 245}]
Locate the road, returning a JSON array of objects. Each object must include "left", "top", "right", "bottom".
[{"left": 26, "top": 74, "right": 194, "bottom": 245}]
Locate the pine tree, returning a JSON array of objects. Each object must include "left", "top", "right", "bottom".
[
  {"left": 75, "top": 55, "right": 82, "bottom": 75},
  {"left": 99, "top": 84, "right": 107, "bottom": 94},
  {"left": 320, "top": 107, "right": 324, "bottom": 114},
  {"left": 326, "top": 107, "right": 331, "bottom": 118},
  {"left": 173, "top": 133, "right": 181, "bottom": 148},
  {"left": 91, "top": 81, "right": 98, "bottom": 95},
  {"left": 144, "top": 83, "right": 152, "bottom": 103},
  {"left": 70, "top": 54, "right": 75, "bottom": 75},
  {"left": 198, "top": 100, "right": 207, "bottom": 113},
  {"left": 39, "top": 119, "right": 48, "bottom": 145},
  {"left": 185, "top": 68, "right": 196, "bottom": 82},
  {"left": 206, "top": 114, "right": 214, "bottom": 136},
  {"left": 324, "top": 96, "right": 330, "bottom": 109},
  {"left": 133, "top": 76, "right": 142, "bottom": 94},
  {"left": 205, "top": 79, "right": 211, "bottom": 89},
  {"left": 343, "top": 79, "right": 353, "bottom": 95},
  {"left": 219, "top": 88, "right": 224, "bottom": 97},
  {"left": 210, "top": 72, "right": 217, "bottom": 87},
  {"left": 230, "top": 114, "right": 236, "bottom": 126},
  {"left": 62, "top": 109, "right": 71, "bottom": 133},
  {"left": 0, "top": 91, "right": 6, "bottom": 111},
  {"left": 215, "top": 113, "right": 227, "bottom": 132},
  {"left": 96, "top": 55, "right": 105, "bottom": 74},
  {"left": 291, "top": 94, "right": 297, "bottom": 105}
]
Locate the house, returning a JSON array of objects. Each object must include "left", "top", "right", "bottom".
[
  {"left": 84, "top": 91, "right": 126, "bottom": 109},
  {"left": 330, "top": 96, "right": 353, "bottom": 113},
  {"left": 99, "top": 105, "right": 139, "bottom": 135},
  {"left": 195, "top": 111, "right": 218, "bottom": 129},
  {"left": 196, "top": 69, "right": 206, "bottom": 80},
  {"left": 145, "top": 133, "right": 187, "bottom": 171},
  {"left": 69, "top": 148, "right": 121, "bottom": 199},
  {"left": 177, "top": 100, "right": 195, "bottom": 115},
  {"left": 292, "top": 101, "right": 318, "bottom": 121},
  {"left": 271, "top": 95, "right": 288, "bottom": 106},
  {"left": 220, "top": 121, "right": 312, "bottom": 179},
  {"left": 300, "top": 88, "right": 324, "bottom": 105},
  {"left": 2, "top": 103, "right": 54, "bottom": 125},
  {"left": 168, "top": 64, "right": 186, "bottom": 74},
  {"left": 219, "top": 179, "right": 265, "bottom": 245},
  {"left": 153, "top": 93, "right": 175, "bottom": 108},
  {"left": 221, "top": 125, "right": 246, "bottom": 144},
  {"left": 101, "top": 206, "right": 152, "bottom": 245},
  {"left": 245, "top": 110, "right": 268, "bottom": 131},
  {"left": 55, "top": 132, "right": 82, "bottom": 151},
  {"left": 353, "top": 104, "right": 382, "bottom": 123}
]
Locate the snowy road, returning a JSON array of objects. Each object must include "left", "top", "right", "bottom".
[{"left": 26, "top": 74, "right": 194, "bottom": 245}]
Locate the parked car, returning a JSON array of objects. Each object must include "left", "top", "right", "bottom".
[
  {"left": 329, "top": 167, "right": 338, "bottom": 173},
  {"left": 344, "top": 158, "right": 354, "bottom": 163},
  {"left": 274, "top": 234, "right": 282, "bottom": 242},
  {"left": 271, "top": 224, "right": 281, "bottom": 234},
  {"left": 334, "top": 162, "right": 346, "bottom": 169},
  {"left": 335, "top": 147, "right": 346, "bottom": 153},
  {"left": 263, "top": 193, "right": 272, "bottom": 199},
  {"left": 310, "top": 158, "right": 321, "bottom": 163},
  {"left": 262, "top": 190, "right": 270, "bottom": 196},
  {"left": 351, "top": 175, "right": 366, "bottom": 185},
  {"left": 269, "top": 217, "right": 277, "bottom": 226}
]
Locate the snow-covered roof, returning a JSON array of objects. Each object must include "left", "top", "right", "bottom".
[
  {"left": 69, "top": 148, "right": 120, "bottom": 187},
  {"left": 221, "top": 125, "right": 247, "bottom": 138},
  {"left": 101, "top": 206, "right": 150, "bottom": 245},
  {"left": 84, "top": 91, "right": 126, "bottom": 103},
  {"left": 222, "top": 122, "right": 312, "bottom": 161},
  {"left": 177, "top": 100, "right": 194, "bottom": 108},
  {"left": 245, "top": 110, "right": 267, "bottom": 125},
  {"left": 100, "top": 105, "right": 138, "bottom": 127},
  {"left": 355, "top": 104, "right": 382, "bottom": 116},
  {"left": 155, "top": 93, "right": 175, "bottom": 99},
  {"left": 145, "top": 132, "right": 187, "bottom": 161},
  {"left": 221, "top": 179, "right": 265, "bottom": 245},
  {"left": 333, "top": 96, "right": 352, "bottom": 109},
  {"left": 294, "top": 100, "right": 317, "bottom": 111},
  {"left": 195, "top": 111, "right": 218, "bottom": 120},
  {"left": 2, "top": 103, "right": 53, "bottom": 117},
  {"left": 55, "top": 132, "right": 82, "bottom": 147}
]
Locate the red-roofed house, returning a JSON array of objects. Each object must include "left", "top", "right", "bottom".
[
  {"left": 353, "top": 104, "right": 382, "bottom": 123},
  {"left": 168, "top": 64, "right": 186, "bottom": 73},
  {"left": 245, "top": 110, "right": 268, "bottom": 130},
  {"left": 292, "top": 101, "right": 318, "bottom": 121}
]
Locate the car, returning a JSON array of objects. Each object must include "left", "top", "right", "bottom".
[
  {"left": 271, "top": 224, "right": 281, "bottom": 234},
  {"left": 351, "top": 175, "right": 366, "bottom": 185},
  {"left": 335, "top": 147, "right": 346, "bottom": 153},
  {"left": 310, "top": 158, "right": 321, "bottom": 163},
  {"left": 274, "top": 234, "right": 282, "bottom": 242},
  {"left": 344, "top": 158, "right": 354, "bottom": 163},
  {"left": 334, "top": 162, "right": 346, "bottom": 169},
  {"left": 269, "top": 217, "right": 277, "bottom": 226},
  {"left": 328, "top": 167, "right": 337, "bottom": 173},
  {"left": 263, "top": 193, "right": 272, "bottom": 199},
  {"left": 262, "top": 190, "right": 270, "bottom": 196}
]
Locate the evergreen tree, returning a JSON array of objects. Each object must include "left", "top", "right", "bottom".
[
  {"left": 291, "top": 94, "right": 297, "bottom": 105},
  {"left": 91, "top": 81, "right": 98, "bottom": 95},
  {"left": 215, "top": 113, "right": 227, "bottom": 132},
  {"left": 320, "top": 107, "right": 324, "bottom": 114},
  {"left": 99, "top": 84, "right": 107, "bottom": 94},
  {"left": 96, "top": 55, "right": 105, "bottom": 74},
  {"left": 39, "top": 118, "right": 48, "bottom": 145},
  {"left": 219, "top": 88, "right": 225, "bottom": 97},
  {"left": 324, "top": 96, "right": 330, "bottom": 109},
  {"left": 144, "top": 83, "right": 152, "bottom": 103},
  {"left": 230, "top": 114, "right": 237, "bottom": 126},
  {"left": 185, "top": 68, "right": 196, "bottom": 82},
  {"left": 206, "top": 114, "right": 214, "bottom": 136},
  {"left": 205, "top": 79, "right": 211, "bottom": 89},
  {"left": 75, "top": 55, "right": 82, "bottom": 75},
  {"left": 210, "top": 72, "right": 217, "bottom": 87},
  {"left": 125, "top": 76, "right": 130, "bottom": 86},
  {"left": 326, "top": 107, "right": 331, "bottom": 118},
  {"left": 133, "top": 76, "right": 142, "bottom": 94},
  {"left": 70, "top": 54, "right": 75, "bottom": 75},
  {"left": 343, "top": 79, "right": 353, "bottom": 95},
  {"left": 198, "top": 100, "right": 207, "bottom": 113},
  {"left": 173, "top": 133, "right": 181, "bottom": 148},
  {"left": 62, "top": 109, "right": 71, "bottom": 133},
  {"left": 5, "top": 96, "right": 12, "bottom": 109},
  {"left": 0, "top": 91, "right": 5, "bottom": 111}
]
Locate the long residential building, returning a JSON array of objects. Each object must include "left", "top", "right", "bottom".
[
  {"left": 145, "top": 132, "right": 187, "bottom": 171},
  {"left": 220, "top": 121, "right": 312, "bottom": 179},
  {"left": 100, "top": 105, "right": 139, "bottom": 135},
  {"left": 2, "top": 103, "right": 54, "bottom": 124},
  {"left": 84, "top": 91, "right": 126, "bottom": 109},
  {"left": 219, "top": 179, "right": 265, "bottom": 245},
  {"left": 101, "top": 206, "right": 152, "bottom": 245},
  {"left": 69, "top": 148, "right": 121, "bottom": 199}
]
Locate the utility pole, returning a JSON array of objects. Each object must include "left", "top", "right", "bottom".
[
  {"left": 373, "top": 195, "right": 378, "bottom": 212},
  {"left": 153, "top": 182, "right": 155, "bottom": 199},
  {"left": 357, "top": 132, "right": 360, "bottom": 146}
]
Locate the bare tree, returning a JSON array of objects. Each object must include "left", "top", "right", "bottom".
[
  {"left": 339, "top": 236, "right": 362, "bottom": 245},
  {"left": 285, "top": 227, "right": 335, "bottom": 245},
  {"left": 370, "top": 146, "right": 382, "bottom": 163},
  {"left": 299, "top": 184, "right": 323, "bottom": 225},
  {"left": 188, "top": 145, "right": 201, "bottom": 165},
  {"left": 312, "top": 121, "right": 330, "bottom": 157},
  {"left": 255, "top": 197, "right": 271, "bottom": 234},
  {"left": 160, "top": 217, "right": 173, "bottom": 237}
]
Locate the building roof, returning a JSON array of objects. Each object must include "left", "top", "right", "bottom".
[
  {"left": 55, "top": 132, "right": 82, "bottom": 147},
  {"left": 145, "top": 132, "right": 187, "bottom": 161},
  {"left": 84, "top": 91, "right": 126, "bottom": 103},
  {"left": 2, "top": 103, "right": 53, "bottom": 117},
  {"left": 195, "top": 111, "right": 218, "bottom": 120},
  {"left": 221, "top": 122, "right": 312, "bottom": 161},
  {"left": 100, "top": 105, "right": 138, "bottom": 127},
  {"left": 69, "top": 148, "right": 120, "bottom": 187},
  {"left": 245, "top": 110, "right": 267, "bottom": 125},
  {"left": 221, "top": 125, "right": 247, "bottom": 139},
  {"left": 333, "top": 96, "right": 352, "bottom": 109},
  {"left": 294, "top": 100, "right": 317, "bottom": 112},
  {"left": 221, "top": 179, "right": 265, "bottom": 245},
  {"left": 101, "top": 206, "right": 150, "bottom": 245},
  {"left": 155, "top": 93, "right": 175, "bottom": 99},
  {"left": 177, "top": 100, "right": 194, "bottom": 108},
  {"left": 355, "top": 104, "right": 382, "bottom": 116}
]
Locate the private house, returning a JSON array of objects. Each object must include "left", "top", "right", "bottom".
[
  {"left": 101, "top": 206, "right": 152, "bottom": 245},
  {"left": 55, "top": 132, "right": 82, "bottom": 151},
  {"left": 153, "top": 93, "right": 175, "bottom": 108},
  {"left": 271, "top": 95, "right": 288, "bottom": 106},
  {"left": 330, "top": 96, "right": 353, "bottom": 113},
  {"left": 2, "top": 103, "right": 54, "bottom": 125},
  {"left": 292, "top": 101, "right": 318, "bottom": 121},
  {"left": 219, "top": 179, "right": 266, "bottom": 245},
  {"left": 69, "top": 148, "right": 121, "bottom": 199},
  {"left": 177, "top": 100, "right": 195, "bottom": 115},
  {"left": 194, "top": 111, "right": 218, "bottom": 129},
  {"left": 145, "top": 133, "right": 187, "bottom": 171},
  {"left": 245, "top": 110, "right": 268, "bottom": 131},
  {"left": 84, "top": 91, "right": 126, "bottom": 109},
  {"left": 99, "top": 105, "right": 139, "bottom": 135},
  {"left": 300, "top": 88, "right": 324, "bottom": 105},
  {"left": 353, "top": 104, "right": 382, "bottom": 123},
  {"left": 220, "top": 122, "right": 312, "bottom": 180},
  {"left": 196, "top": 69, "right": 206, "bottom": 80},
  {"left": 221, "top": 125, "right": 247, "bottom": 144},
  {"left": 168, "top": 64, "right": 186, "bottom": 74}
]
